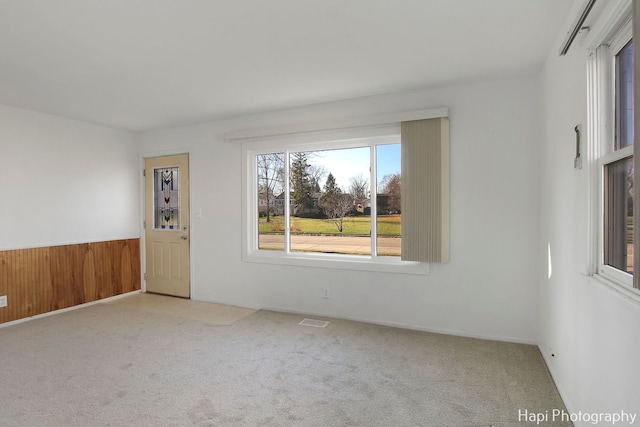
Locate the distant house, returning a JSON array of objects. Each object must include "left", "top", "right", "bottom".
[
  {"left": 290, "top": 192, "right": 322, "bottom": 217},
  {"left": 258, "top": 191, "right": 286, "bottom": 217},
  {"left": 363, "top": 194, "right": 398, "bottom": 216},
  {"left": 259, "top": 192, "right": 324, "bottom": 217}
]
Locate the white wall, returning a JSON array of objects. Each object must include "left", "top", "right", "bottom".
[
  {"left": 538, "top": 1, "right": 640, "bottom": 424},
  {"left": 1, "top": 104, "right": 140, "bottom": 250},
  {"left": 141, "top": 76, "right": 542, "bottom": 343}
]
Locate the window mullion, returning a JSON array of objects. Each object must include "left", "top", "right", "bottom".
[
  {"left": 370, "top": 144, "right": 378, "bottom": 258},
  {"left": 284, "top": 150, "right": 291, "bottom": 254}
]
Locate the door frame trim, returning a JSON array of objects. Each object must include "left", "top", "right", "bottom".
[{"left": 140, "top": 149, "right": 193, "bottom": 298}]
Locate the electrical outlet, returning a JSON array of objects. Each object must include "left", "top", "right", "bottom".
[
  {"left": 0, "top": 295, "right": 7, "bottom": 307},
  {"left": 323, "top": 288, "right": 329, "bottom": 299}
]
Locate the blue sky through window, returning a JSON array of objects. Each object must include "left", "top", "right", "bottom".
[{"left": 310, "top": 143, "right": 400, "bottom": 191}]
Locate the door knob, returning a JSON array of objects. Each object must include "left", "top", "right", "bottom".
[{"left": 180, "top": 235, "right": 188, "bottom": 240}]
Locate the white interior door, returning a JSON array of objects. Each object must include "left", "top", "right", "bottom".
[{"left": 145, "top": 154, "right": 190, "bottom": 298}]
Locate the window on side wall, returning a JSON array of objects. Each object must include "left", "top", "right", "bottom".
[
  {"left": 604, "top": 40, "right": 634, "bottom": 275},
  {"left": 590, "top": 13, "right": 637, "bottom": 291}
]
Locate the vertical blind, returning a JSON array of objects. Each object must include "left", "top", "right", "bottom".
[{"left": 401, "top": 117, "right": 450, "bottom": 263}]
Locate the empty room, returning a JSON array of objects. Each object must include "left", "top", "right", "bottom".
[{"left": 1, "top": 0, "right": 640, "bottom": 426}]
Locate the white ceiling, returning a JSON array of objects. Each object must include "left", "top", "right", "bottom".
[{"left": 0, "top": 0, "right": 574, "bottom": 132}]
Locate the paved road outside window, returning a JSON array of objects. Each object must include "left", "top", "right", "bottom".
[{"left": 259, "top": 234, "right": 400, "bottom": 256}]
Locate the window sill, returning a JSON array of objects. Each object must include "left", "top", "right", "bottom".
[
  {"left": 243, "top": 250, "right": 430, "bottom": 275},
  {"left": 589, "top": 273, "right": 640, "bottom": 305}
]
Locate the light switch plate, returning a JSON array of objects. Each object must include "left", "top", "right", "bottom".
[{"left": 0, "top": 295, "right": 7, "bottom": 307}]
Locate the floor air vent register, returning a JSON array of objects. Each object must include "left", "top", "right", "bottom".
[{"left": 299, "top": 319, "right": 329, "bottom": 328}]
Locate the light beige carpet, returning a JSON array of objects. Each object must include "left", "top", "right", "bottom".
[
  {"left": 0, "top": 294, "right": 571, "bottom": 426},
  {"left": 107, "top": 293, "right": 256, "bottom": 325}
]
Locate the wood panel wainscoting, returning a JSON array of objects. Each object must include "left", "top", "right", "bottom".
[{"left": 0, "top": 239, "right": 140, "bottom": 324}]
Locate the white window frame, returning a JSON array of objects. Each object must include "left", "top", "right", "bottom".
[
  {"left": 587, "top": 1, "right": 639, "bottom": 297},
  {"left": 241, "top": 125, "right": 430, "bottom": 275}
]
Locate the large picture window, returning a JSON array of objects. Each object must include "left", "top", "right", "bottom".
[
  {"left": 240, "top": 112, "right": 449, "bottom": 274},
  {"left": 255, "top": 139, "right": 401, "bottom": 258}
]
